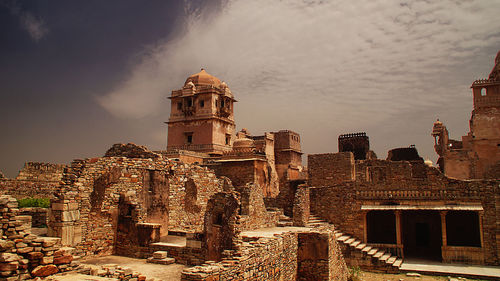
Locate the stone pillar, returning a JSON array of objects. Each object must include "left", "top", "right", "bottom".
[
  {"left": 440, "top": 210, "right": 447, "bottom": 262},
  {"left": 478, "top": 211, "right": 484, "bottom": 248},
  {"left": 395, "top": 210, "right": 403, "bottom": 258},
  {"left": 292, "top": 185, "right": 310, "bottom": 227},
  {"left": 440, "top": 211, "right": 447, "bottom": 247},
  {"left": 48, "top": 199, "right": 81, "bottom": 246}
]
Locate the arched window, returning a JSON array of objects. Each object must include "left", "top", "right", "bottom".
[{"left": 481, "top": 88, "right": 487, "bottom": 96}]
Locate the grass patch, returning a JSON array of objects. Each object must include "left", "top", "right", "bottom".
[{"left": 17, "top": 197, "right": 50, "bottom": 208}]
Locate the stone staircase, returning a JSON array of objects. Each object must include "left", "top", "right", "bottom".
[
  {"left": 308, "top": 213, "right": 403, "bottom": 273},
  {"left": 277, "top": 214, "right": 293, "bottom": 227}
]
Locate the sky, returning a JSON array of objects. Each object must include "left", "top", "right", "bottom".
[{"left": 1, "top": 0, "right": 499, "bottom": 178}]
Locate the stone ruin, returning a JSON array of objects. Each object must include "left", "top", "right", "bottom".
[{"left": 1, "top": 52, "right": 500, "bottom": 280}]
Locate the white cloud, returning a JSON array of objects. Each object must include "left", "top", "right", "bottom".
[{"left": 98, "top": 0, "right": 500, "bottom": 159}]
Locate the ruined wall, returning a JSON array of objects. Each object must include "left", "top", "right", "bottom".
[
  {"left": 20, "top": 207, "right": 48, "bottom": 227},
  {"left": 0, "top": 162, "right": 65, "bottom": 199},
  {"left": 292, "top": 185, "right": 310, "bottom": 227},
  {"left": 207, "top": 159, "right": 275, "bottom": 197},
  {"left": 181, "top": 230, "right": 348, "bottom": 281},
  {"left": 0, "top": 179, "right": 60, "bottom": 199},
  {"left": 0, "top": 195, "right": 76, "bottom": 280},
  {"left": 48, "top": 156, "right": 222, "bottom": 257},
  {"left": 238, "top": 183, "right": 281, "bottom": 231},
  {"left": 308, "top": 152, "right": 355, "bottom": 186},
  {"left": 297, "top": 231, "right": 349, "bottom": 281},
  {"left": 15, "top": 162, "right": 65, "bottom": 181},
  {"left": 182, "top": 232, "right": 299, "bottom": 281}
]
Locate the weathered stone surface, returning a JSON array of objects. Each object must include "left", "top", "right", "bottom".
[
  {"left": 31, "top": 264, "right": 58, "bottom": 277},
  {"left": 53, "top": 255, "right": 73, "bottom": 265},
  {"left": 0, "top": 253, "right": 20, "bottom": 263}
]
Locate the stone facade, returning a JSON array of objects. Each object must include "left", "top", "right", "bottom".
[
  {"left": 432, "top": 51, "right": 500, "bottom": 180},
  {"left": 308, "top": 151, "right": 500, "bottom": 266}
]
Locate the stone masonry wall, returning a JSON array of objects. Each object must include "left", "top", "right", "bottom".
[
  {"left": 293, "top": 185, "right": 310, "bottom": 227},
  {"left": 181, "top": 231, "right": 299, "bottom": 281},
  {"left": 308, "top": 153, "right": 500, "bottom": 265},
  {"left": 20, "top": 207, "right": 48, "bottom": 228},
  {"left": 0, "top": 179, "right": 60, "bottom": 199},
  {"left": 308, "top": 153, "right": 354, "bottom": 186},
  {"left": 49, "top": 156, "right": 223, "bottom": 257},
  {"left": 0, "top": 162, "right": 65, "bottom": 200},
  {"left": 0, "top": 195, "right": 76, "bottom": 280},
  {"left": 181, "top": 229, "right": 348, "bottom": 281},
  {"left": 15, "top": 162, "right": 65, "bottom": 182}
]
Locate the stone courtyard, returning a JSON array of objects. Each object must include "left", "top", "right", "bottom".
[{"left": 0, "top": 51, "right": 500, "bottom": 280}]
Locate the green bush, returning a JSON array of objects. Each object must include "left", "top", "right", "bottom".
[
  {"left": 17, "top": 197, "right": 50, "bottom": 208},
  {"left": 348, "top": 266, "right": 361, "bottom": 281}
]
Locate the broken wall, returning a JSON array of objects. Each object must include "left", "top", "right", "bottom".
[{"left": 48, "top": 156, "right": 222, "bottom": 257}]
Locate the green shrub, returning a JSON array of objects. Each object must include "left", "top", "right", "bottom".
[
  {"left": 348, "top": 266, "right": 361, "bottom": 281},
  {"left": 17, "top": 197, "right": 50, "bottom": 208}
]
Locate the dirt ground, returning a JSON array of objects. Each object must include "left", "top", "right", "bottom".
[{"left": 358, "top": 271, "right": 486, "bottom": 281}]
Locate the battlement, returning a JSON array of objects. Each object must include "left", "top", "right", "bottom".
[{"left": 338, "top": 132, "right": 367, "bottom": 139}]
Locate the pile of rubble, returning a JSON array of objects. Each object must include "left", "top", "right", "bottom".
[{"left": 0, "top": 195, "right": 78, "bottom": 280}]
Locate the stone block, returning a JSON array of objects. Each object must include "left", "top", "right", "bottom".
[
  {"left": 53, "top": 255, "right": 73, "bottom": 265},
  {"left": 0, "top": 253, "right": 20, "bottom": 263},
  {"left": 31, "top": 264, "right": 58, "bottom": 277},
  {"left": 17, "top": 247, "right": 34, "bottom": 254},
  {"left": 0, "top": 261, "right": 18, "bottom": 271},
  {"left": 51, "top": 203, "right": 67, "bottom": 211},
  {"left": 27, "top": 252, "right": 44, "bottom": 260},
  {"left": 186, "top": 240, "right": 202, "bottom": 248},
  {"left": 41, "top": 256, "right": 53, "bottom": 265},
  {"left": 152, "top": 251, "right": 168, "bottom": 259}
]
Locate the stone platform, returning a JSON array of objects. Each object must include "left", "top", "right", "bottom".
[{"left": 400, "top": 259, "right": 500, "bottom": 280}]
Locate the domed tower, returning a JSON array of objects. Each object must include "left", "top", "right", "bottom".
[{"left": 166, "top": 69, "right": 236, "bottom": 155}]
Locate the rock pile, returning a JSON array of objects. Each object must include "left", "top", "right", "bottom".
[
  {"left": 104, "top": 143, "right": 161, "bottom": 159},
  {"left": 0, "top": 195, "right": 77, "bottom": 280}
]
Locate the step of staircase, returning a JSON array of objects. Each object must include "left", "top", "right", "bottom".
[
  {"left": 345, "top": 238, "right": 355, "bottom": 244},
  {"left": 379, "top": 253, "right": 391, "bottom": 262},
  {"left": 355, "top": 243, "right": 366, "bottom": 250},
  {"left": 361, "top": 246, "right": 372, "bottom": 253},
  {"left": 373, "top": 251, "right": 384, "bottom": 259},
  {"left": 393, "top": 258, "right": 403, "bottom": 267},
  {"left": 350, "top": 240, "right": 361, "bottom": 247},
  {"left": 386, "top": 256, "right": 397, "bottom": 264},
  {"left": 337, "top": 235, "right": 350, "bottom": 242}
]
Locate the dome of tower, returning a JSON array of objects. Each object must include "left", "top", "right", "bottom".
[
  {"left": 233, "top": 137, "right": 255, "bottom": 149},
  {"left": 185, "top": 68, "right": 222, "bottom": 87}
]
